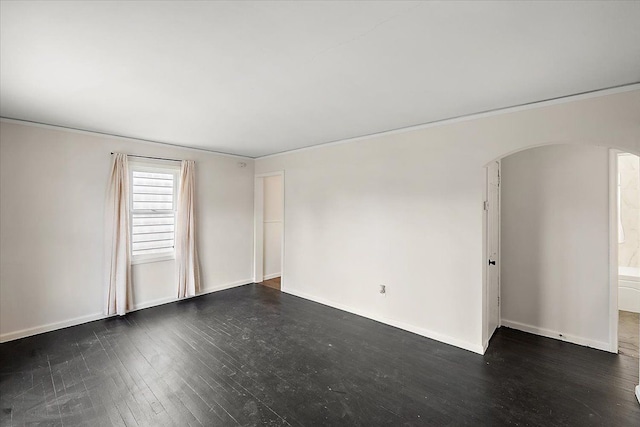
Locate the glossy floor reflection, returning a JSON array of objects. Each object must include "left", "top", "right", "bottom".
[{"left": 1, "top": 284, "right": 639, "bottom": 426}]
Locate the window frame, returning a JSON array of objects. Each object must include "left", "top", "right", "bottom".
[{"left": 128, "top": 159, "right": 181, "bottom": 265}]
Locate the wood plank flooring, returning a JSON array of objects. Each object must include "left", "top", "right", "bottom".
[
  {"left": 619, "top": 310, "right": 639, "bottom": 359},
  {"left": 260, "top": 277, "right": 281, "bottom": 291},
  {"left": 1, "top": 284, "right": 639, "bottom": 426}
]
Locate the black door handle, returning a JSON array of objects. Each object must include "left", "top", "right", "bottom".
[{"left": 488, "top": 260, "right": 496, "bottom": 265}]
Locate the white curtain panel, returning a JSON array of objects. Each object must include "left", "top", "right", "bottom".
[
  {"left": 104, "top": 153, "right": 133, "bottom": 316},
  {"left": 177, "top": 160, "right": 201, "bottom": 298}
]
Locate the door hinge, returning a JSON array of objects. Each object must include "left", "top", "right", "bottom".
[
  {"left": 498, "top": 295, "right": 500, "bottom": 306},
  {"left": 483, "top": 201, "right": 488, "bottom": 211}
]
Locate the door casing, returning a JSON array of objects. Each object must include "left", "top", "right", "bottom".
[{"left": 254, "top": 171, "right": 285, "bottom": 288}]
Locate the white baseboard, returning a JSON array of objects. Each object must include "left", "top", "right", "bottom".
[
  {"left": 0, "top": 279, "right": 251, "bottom": 343},
  {"left": 263, "top": 273, "right": 281, "bottom": 280},
  {"left": 132, "top": 279, "right": 251, "bottom": 311},
  {"left": 636, "top": 385, "right": 640, "bottom": 405},
  {"left": 0, "top": 312, "right": 106, "bottom": 344},
  {"left": 201, "top": 279, "right": 251, "bottom": 294},
  {"left": 283, "top": 288, "right": 484, "bottom": 355},
  {"left": 501, "top": 319, "right": 612, "bottom": 353}
]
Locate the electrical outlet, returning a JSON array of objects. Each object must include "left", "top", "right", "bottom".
[{"left": 380, "top": 285, "right": 386, "bottom": 294}]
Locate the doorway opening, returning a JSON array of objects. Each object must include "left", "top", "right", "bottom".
[
  {"left": 616, "top": 151, "right": 640, "bottom": 358},
  {"left": 254, "top": 171, "right": 284, "bottom": 291},
  {"left": 484, "top": 144, "right": 639, "bottom": 361}
]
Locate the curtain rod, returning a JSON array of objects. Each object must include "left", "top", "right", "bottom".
[{"left": 111, "top": 152, "right": 182, "bottom": 162}]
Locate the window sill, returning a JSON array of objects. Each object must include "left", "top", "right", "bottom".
[{"left": 131, "top": 254, "right": 175, "bottom": 265}]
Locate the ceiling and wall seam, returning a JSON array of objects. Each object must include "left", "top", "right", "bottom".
[
  {"left": 2, "top": 83, "right": 638, "bottom": 161},
  {"left": 0, "top": 117, "right": 255, "bottom": 160},
  {"left": 255, "top": 83, "right": 640, "bottom": 160}
]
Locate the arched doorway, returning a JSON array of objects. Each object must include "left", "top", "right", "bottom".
[{"left": 482, "top": 142, "right": 640, "bottom": 403}]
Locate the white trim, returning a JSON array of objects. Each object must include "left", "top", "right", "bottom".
[
  {"left": 501, "top": 319, "right": 612, "bottom": 353},
  {"left": 280, "top": 172, "right": 286, "bottom": 292},
  {"left": 635, "top": 385, "right": 640, "bottom": 405},
  {"left": 482, "top": 166, "right": 489, "bottom": 348},
  {"left": 263, "top": 273, "right": 281, "bottom": 280},
  {"left": 483, "top": 160, "right": 501, "bottom": 349},
  {"left": 0, "top": 117, "right": 253, "bottom": 160},
  {"left": 609, "top": 150, "right": 621, "bottom": 352},
  {"left": 3, "top": 85, "right": 637, "bottom": 161},
  {"left": 255, "top": 171, "right": 286, "bottom": 178},
  {"left": 284, "top": 288, "right": 485, "bottom": 355},
  {"left": 0, "top": 279, "right": 251, "bottom": 343},
  {"left": 256, "top": 84, "right": 640, "bottom": 160},
  {"left": 498, "top": 160, "right": 502, "bottom": 330},
  {"left": 129, "top": 159, "right": 180, "bottom": 263},
  {"left": 253, "top": 177, "right": 265, "bottom": 282},
  {"left": 128, "top": 158, "right": 182, "bottom": 170},
  {"left": 0, "top": 312, "right": 106, "bottom": 344},
  {"left": 131, "top": 254, "right": 175, "bottom": 265},
  {"left": 253, "top": 171, "right": 285, "bottom": 287},
  {"left": 133, "top": 279, "right": 250, "bottom": 310}
]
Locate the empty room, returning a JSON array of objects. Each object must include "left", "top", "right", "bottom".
[{"left": 1, "top": 1, "right": 639, "bottom": 425}]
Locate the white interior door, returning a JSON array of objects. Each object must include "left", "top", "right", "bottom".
[{"left": 486, "top": 161, "right": 501, "bottom": 339}]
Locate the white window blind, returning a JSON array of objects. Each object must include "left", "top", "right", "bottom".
[{"left": 130, "top": 167, "right": 178, "bottom": 259}]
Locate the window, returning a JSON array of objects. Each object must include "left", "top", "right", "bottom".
[{"left": 129, "top": 160, "right": 180, "bottom": 263}]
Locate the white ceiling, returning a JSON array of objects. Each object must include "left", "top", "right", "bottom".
[{"left": 1, "top": 1, "right": 639, "bottom": 158}]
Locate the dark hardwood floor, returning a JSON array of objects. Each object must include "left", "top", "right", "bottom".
[{"left": 1, "top": 284, "right": 639, "bottom": 426}]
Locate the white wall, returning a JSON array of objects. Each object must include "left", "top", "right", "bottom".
[
  {"left": 263, "top": 175, "right": 282, "bottom": 278},
  {"left": 255, "top": 88, "right": 640, "bottom": 354},
  {"left": 618, "top": 153, "right": 640, "bottom": 313},
  {"left": 500, "top": 144, "right": 610, "bottom": 350},
  {"left": 0, "top": 121, "right": 255, "bottom": 342},
  {"left": 618, "top": 153, "right": 640, "bottom": 270}
]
